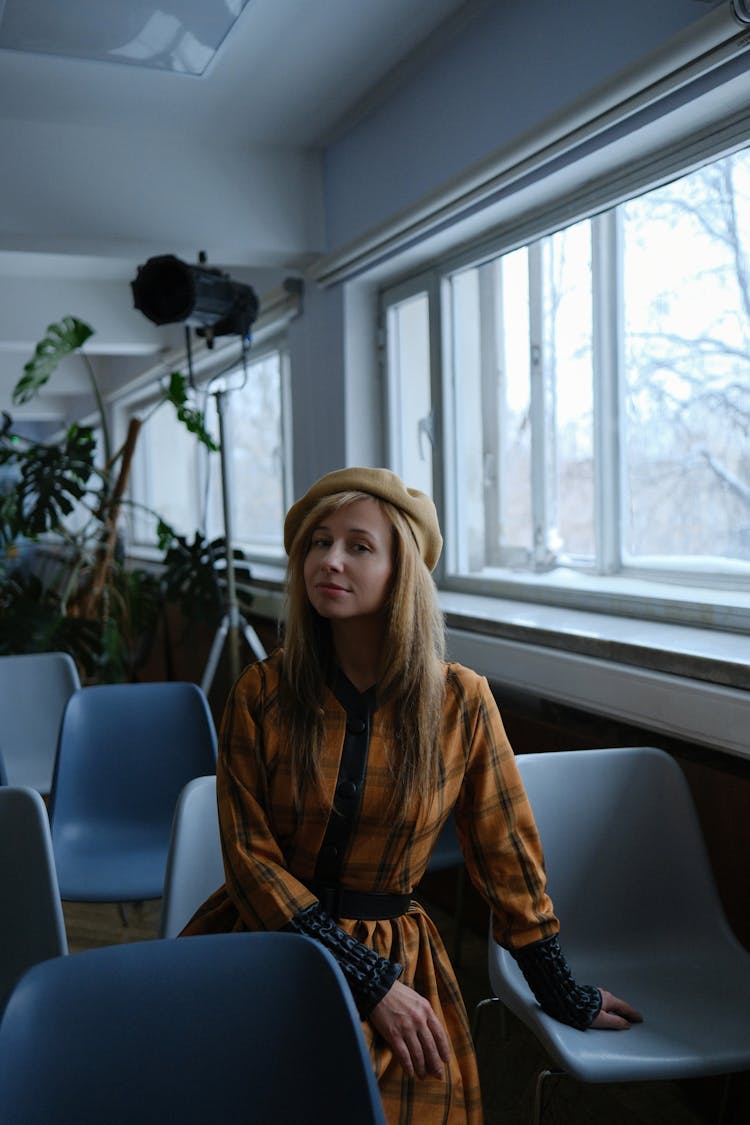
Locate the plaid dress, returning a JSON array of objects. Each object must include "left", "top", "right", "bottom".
[{"left": 182, "top": 649, "right": 559, "bottom": 1124}]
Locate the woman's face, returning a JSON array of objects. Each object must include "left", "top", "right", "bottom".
[{"left": 303, "top": 498, "right": 394, "bottom": 625}]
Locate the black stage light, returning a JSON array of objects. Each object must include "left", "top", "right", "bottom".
[{"left": 131, "top": 254, "right": 259, "bottom": 340}]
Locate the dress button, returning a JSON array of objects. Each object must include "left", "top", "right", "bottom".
[
  {"left": 322, "top": 844, "right": 338, "bottom": 860},
  {"left": 337, "top": 779, "right": 358, "bottom": 799},
  {"left": 347, "top": 717, "right": 366, "bottom": 734}
]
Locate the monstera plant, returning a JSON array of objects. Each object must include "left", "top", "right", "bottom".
[{"left": 0, "top": 316, "right": 241, "bottom": 682}]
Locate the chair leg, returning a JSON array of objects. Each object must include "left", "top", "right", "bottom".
[
  {"left": 532, "top": 1068, "right": 554, "bottom": 1125},
  {"left": 471, "top": 995, "right": 499, "bottom": 1045}
]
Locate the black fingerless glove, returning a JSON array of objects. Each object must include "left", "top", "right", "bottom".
[
  {"left": 284, "top": 903, "right": 402, "bottom": 1019},
  {"left": 512, "top": 934, "right": 602, "bottom": 1029}
]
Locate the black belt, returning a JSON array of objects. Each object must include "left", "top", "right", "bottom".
[{"left": 310, "top": 883, "right": 412, "bottom": 921}]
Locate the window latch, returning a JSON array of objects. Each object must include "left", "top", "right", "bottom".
[{"left": 417, "top": 412, "right": 435, "bottom": 461}]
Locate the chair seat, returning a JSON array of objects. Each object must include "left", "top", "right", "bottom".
[
  {"left": 54, "top": 836, "right": 171, "bottom": 901},
  {"left": 493, "top": 938, "right": 750, "bottom": 1082}
]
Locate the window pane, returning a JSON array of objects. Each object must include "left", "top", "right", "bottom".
[
  {"left": 543, "top": 221, "right": 594, "bottom": 561},
  {"left": 622, "top": 151, "right": 750, "bottom": 565},
  {"left": 449, "top": 252, "right": 535, "bottom": 572},
  {"left": 498, "top": 250, "right": 533, "bottom": 557},
  {"left": 129, "top": 403, "right": 208, "bottom": 544},
  {"left": 450, "top": 266, "right": 485, "bottom": 570},
  {"left": 218, "top": 351, "right": 286, "bottom": 551},
  {"left": 386, "top": 292, "right": 433, "bottom": 495}
]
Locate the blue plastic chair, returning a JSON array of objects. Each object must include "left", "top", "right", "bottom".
[
  {"left": 0, "top": 787, "right": 68, "bottom": 1013},
  {"left": 0, "top": 933, "right": 385, "bottom": 1124},
  {"left": 0, "top": 652, "right": 80, "bottom": 793},
  {"left": 476, "top": 746, "right": 750, "bottom": 1124},
  {"left": 0, "top": 746, "right": 7, "bottom": 785},
  {"left": 159, "top": 774, "right": 224, "bottom": 939},
  {"left": 49, "top": 681, "right": 217, "bottom": 903}
]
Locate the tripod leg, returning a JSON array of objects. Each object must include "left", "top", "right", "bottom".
[
  {"left": 239, "top": 616, "right": 267, "bottom": 663},
  {"left": 201, "top": 615, "right": 230, "bottom": 695}
]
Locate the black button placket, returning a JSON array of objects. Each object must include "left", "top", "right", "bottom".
[{"left": 313, "top": 674, "right": 375, "bottom": 910}]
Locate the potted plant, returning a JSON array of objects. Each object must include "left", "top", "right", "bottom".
[{"left": 0, "top": 316, "right": 249, "bottom": 683}]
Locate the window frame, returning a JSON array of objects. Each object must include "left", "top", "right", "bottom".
[{"left": 379, "top": 120, "right": 750, "bottom": 633}]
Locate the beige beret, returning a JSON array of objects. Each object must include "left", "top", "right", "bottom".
[{"left": 283, "top": 467, "right": 443, "bottom": 571}]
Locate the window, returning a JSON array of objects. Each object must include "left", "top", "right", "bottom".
[
  {"left": 382, "top": 144, "right": 750, "bottom": 619},
  {"left": 126, "top": 341, "right": 291, "bottom": 559},
  {"left": 210, "top": 347, "right": 289, "bottom": 555},
  {"left": 385, "top": 285, "right": 434, "bottom": 497}
]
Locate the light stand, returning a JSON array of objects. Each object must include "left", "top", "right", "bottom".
[
  {"left": 131, "top": 252, "right": 267, "bottom": 692},
  {"left": 200, "top": 384, "right": 266, "bottom": 697}
]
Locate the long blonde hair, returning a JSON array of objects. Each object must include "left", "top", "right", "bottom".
[{"left": 281, "top": 491, "right": 446, "bottom": 820}]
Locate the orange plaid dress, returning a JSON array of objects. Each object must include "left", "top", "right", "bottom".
[{"left": 182, "top": 649, "right": 559, "bottom": 1124}]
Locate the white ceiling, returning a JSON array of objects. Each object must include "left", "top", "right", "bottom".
[{"left": 0, "top": 0, "right": 474, "bottom": 429}]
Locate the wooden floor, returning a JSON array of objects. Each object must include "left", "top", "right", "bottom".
[{"left": 62, "top": 898, "right": 745, "bottom": 1125}]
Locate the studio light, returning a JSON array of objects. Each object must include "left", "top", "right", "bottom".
[
  {"left": 131, "top": 254, "right": 259, "bottom": 340},
  {"left": 129, "top": 251, "right": 267, "bottom": 691}
]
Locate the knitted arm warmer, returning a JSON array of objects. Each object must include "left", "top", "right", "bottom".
[
  {"left": 512, "top": 935, "right": 602, "bottom": 1029},
  {"left": 284, "top": 903, "right": 402, "bottom": 1019}
]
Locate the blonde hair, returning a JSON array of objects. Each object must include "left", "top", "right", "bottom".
[{"left": 281, "top": 491, "right": 446, "bottom": 820}]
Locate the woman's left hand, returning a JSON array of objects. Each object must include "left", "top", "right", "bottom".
[{"left": 591, "top": 989, "right": 643, "bottom": 1029}]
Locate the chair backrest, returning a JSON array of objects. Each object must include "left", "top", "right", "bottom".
[
  {"left": 0, "top": 787, "right": 68, "bottom": 1013},
  {"left": 0, "top": 652, "right": 80, "bottom": 793},
  {"left": 427, "top": 809, "right": 463, "bottom": 872},
  {"left": 0, "top": 933, "right": 386, "bottom": 1125},
  {"left": 159, "top": 775, "right": 224, "bottom": 938},
  {"left": 49, "top": 681, "right": 218, "bottom": 901},
  {"left": 512, "top": 745, "right": 735, "bottom": 960}
]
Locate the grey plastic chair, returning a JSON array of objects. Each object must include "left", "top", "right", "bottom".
[
  {"left": 49, "top": 681, "right": 217, "bottom": 904},
  {"left": 0, "top": 786, "right": 68, "bottom": 1013},
  {"left": 0, "top": 932, "right": 386, "bottom": 1125},
  {"left": 0, "top": 652, "right": 80, "bottom": 793},
  {"left": 159, "top": 774, "right": 224, "bottom": 939},
  {"left": 476, "top": 745, "right": 750, "bottom": 1124}
]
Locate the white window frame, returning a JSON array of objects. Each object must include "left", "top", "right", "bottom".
[{"left": 380, "top": 115, "right": 750, "bottom": 633}]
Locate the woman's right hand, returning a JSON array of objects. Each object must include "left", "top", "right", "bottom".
[{"left": 369, "top": 980, "right": 451, "bottom": 1079}]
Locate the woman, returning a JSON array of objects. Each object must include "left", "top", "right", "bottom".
[{"left": 182, "top": 467, "right": 641, "bottom": 1123}]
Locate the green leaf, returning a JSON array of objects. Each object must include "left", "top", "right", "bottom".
[
  {"left": 165, "top": 371, "right": 219, "bottom": 452},
  {"left": 156, "top": 518, "right": 177, "bottom": 552},
  {"left": 14, "top": 317, "right": 95, "bottom": 405},
  {"left": 14, "top": 423, "right": 97, "bottom": 537},
  {"left": 160, "top": 531, "right": 253, "bottom": 624}
]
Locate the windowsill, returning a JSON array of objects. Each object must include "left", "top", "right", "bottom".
[
  {"left": 439, "top": 589, "right": 750, "bottom": 692},
  {"left": 439, "top": 590, "right": 749, "bottom": 763}
]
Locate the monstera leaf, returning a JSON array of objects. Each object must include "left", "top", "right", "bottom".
[
  {"left": 159, "top": 526, "right": 253, "bottom": 624},
  {"left": 13, "top": 317, "right": 94, "bottom": 405},
  {"left": 14, "top": 423, "right": 96, "bottom": 536},
  {"left": 0, "top": 571, "right": 100, "bottom": 670}
]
